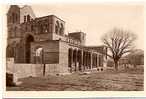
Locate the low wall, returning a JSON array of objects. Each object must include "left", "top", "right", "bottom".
[
  {"left": 7, "top": 63, "right": 43, "bottom": 78},
  {"left": 45, "top": 64, "right": 69, "bottom": 75},
  {"left": 6, "top": 58, "right": 69, "bottom": 79}
]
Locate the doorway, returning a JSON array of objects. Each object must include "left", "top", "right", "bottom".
[{"left": 25, "top": 35, "right": 34, "bottom": 63}]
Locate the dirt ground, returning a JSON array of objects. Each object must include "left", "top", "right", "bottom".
[{"left": 6, "top": 68, "right": 144, "bottom": 91}]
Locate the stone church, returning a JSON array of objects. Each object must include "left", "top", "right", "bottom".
[{"left": 6, "top": 5, "right": 107, "bottom": 76}]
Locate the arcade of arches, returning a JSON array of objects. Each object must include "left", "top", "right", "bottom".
[{"left": 68, "top": 48, "right": 103, "bottom": 72}]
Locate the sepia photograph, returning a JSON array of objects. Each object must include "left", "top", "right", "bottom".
[{"left": 5, "top": 3, "right": 144, "bottom": 92}]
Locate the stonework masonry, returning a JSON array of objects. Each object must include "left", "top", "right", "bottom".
[{"left": 6, "top": 5, "right": 108, "bottom": 78}]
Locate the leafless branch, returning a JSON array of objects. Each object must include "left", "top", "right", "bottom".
[{"left": 101, "top": 27, "right": 137, "bottom": 70}]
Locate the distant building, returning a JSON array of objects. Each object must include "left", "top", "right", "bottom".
[
  {"left": 119, "top": 49, "right": 144, "bottom": 66},
  {"left": 6, "top": 5, "right": 107, "bottom": 76}
]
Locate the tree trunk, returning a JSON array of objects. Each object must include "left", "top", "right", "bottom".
[{"left": 114, "top": 60, "right": 118, "bottom": 70}]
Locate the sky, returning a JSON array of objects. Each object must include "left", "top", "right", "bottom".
[{"left": 5, "top": 4, "right": 144, "bottom": 50}]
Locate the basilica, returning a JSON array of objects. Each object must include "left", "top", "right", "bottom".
[{"left": 6, "top": 5, "right": 107, "bottom": 77}]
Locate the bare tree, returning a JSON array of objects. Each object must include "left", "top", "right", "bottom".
[{"left": 101, "top": 28, "right": 137, "bottom": 70}]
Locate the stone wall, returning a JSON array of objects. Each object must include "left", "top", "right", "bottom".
[
  {"left": 59, "top": 41, "right": 70, "bottom": 72},
  {"left": 6, "top": 59, "right": 43, "bottom": 78},
  {"left": 6, "top": 58, "right": 69, "bottom": 79},
  {"left": 31, "top": 40, "right": 59, "bottom": 64},
  {"left": 45, "top": 64, "right": 69, "bottom": 75},
  {"left": 52, "top": 33, "right": 66, "bottom": 41}
]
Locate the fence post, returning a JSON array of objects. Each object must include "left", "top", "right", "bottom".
[{"left": 42, "top": 49, "right": 46, "bottom": 76}]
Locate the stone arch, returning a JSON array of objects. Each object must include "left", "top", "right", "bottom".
[
  {"left": 73, "top": 49, "right": 77, "bottom": 63},
  {"left": 77, "top": 50, "right": 81, "bottom": 63},
  {"left": 34, "top": 46, "right": 43, "bottom": 64},
  {"left": 87, "top": 52, "right": 91, "bottom": 69},
  {"left": 77, "top": 49, "right": 82, "bottom": 71},
  {"left": 44, "top": 23, "right": 48, "bottom": 33},
  {"left": 39, "top": 24, "right": 43, "bottom": 33},
  {"left": 27, "top": 14, "right": 30, "bottom": 22},
  {"left": 59, "top": 23, "right": 64, "bottom": 35},
  {"left": 83, "top": 51, "right": 86, "bottom": 69},
  {"left": 55, "top": 21, "right": 59, "bottom": 34},
  {"left": 73, "top": 49, "right": 78, "bottom": 71},
  {"left": 92, "top": 53, "right": 97, "bottom": 68},
  {"left": 98, "top": 55, "right": 101, "bottom": 67},
  {"left": 84, "top": 51, "right": 88, "bottom": 68},
  {"left": 25, "top": 34, "right": 34, "bottom": 63}
]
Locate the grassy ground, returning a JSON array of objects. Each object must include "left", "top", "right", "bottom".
[{"left": 6, "top": 68, "right": 144, "bottom": 91}]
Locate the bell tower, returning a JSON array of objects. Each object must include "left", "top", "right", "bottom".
[{"left": 7, "top": 5, "right": 20, "bottom": 39}]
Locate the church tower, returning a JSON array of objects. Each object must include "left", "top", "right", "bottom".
[
  {"left": 7, "top": 5, "right": 21, "bottom": 39},
  {"left": 6, "top": 5, "right": 21, "bottom": 60},
  {"left": 6, "top": 5, "right": 36, "bottom": 63}
]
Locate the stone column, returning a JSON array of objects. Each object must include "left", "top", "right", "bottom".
[
  {"left": 83, "top": 51, "right": 86, "bottom": 70},
  {"left": 97, "top": 54, "right": 99, "bottom": 67},
  {"left": 90, "top": 52, "right": 93, "bottom": 69},
  {"left": 74, "top": 50, "right": 77, "bottom": 71},
  {"left": 79, "top": 50, "right": 83, "bottom": 71},
  {"left": 92, "top": 53, "right": 95, "bottom": 68},
  {"left": 70, "top": 49, "right": 73, "bottom": 72},
  {"left": 86, "top": 52, "right": 88, "bottom": 69},
  {"left": 88, "top": 52, "right": 90, "bottom": 69},
  {"left": 85, "top": 52, "right": 87, "bottom": 69},
  {"left": 95, "top": 54, "right": 97, "bottom": 67},
  {"left": 81, "top": 50, "right": 83, "bottom": 71}
]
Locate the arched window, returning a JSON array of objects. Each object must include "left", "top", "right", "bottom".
[
  {"left": 44, "top": 24, "right": 48, "bottom": 33},
  {"left": 55, "top": 25, "right": 58, "bottom": 34},
  {"left": 55, "top": 21, "right": 59, "bottom": 34},
  {"left": 35, "top": 47, "right": 43, "bottom": 57},
  {"left": 27, "top": 15, "right": 30, "bottom": 22},
  {"left": 34, "top": 47, "right": 43, "bottom": 64},
  {"left": 60, "top": 23, "right": 64, "bottom": 35}
]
